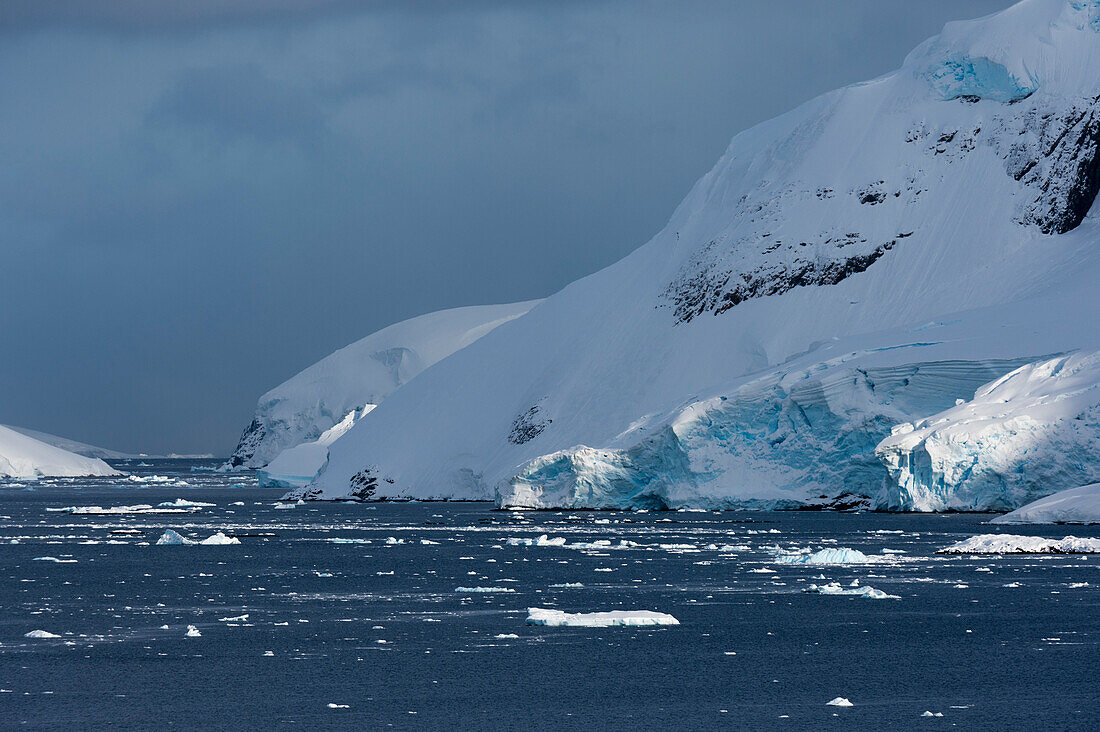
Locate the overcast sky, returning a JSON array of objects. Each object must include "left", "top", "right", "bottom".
[{"left": 0, "top": 0, "right": 1015, "bottom": 455}]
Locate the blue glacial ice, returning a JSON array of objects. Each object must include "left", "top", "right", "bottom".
[{"left": 924, "top": 54, "right": 1037, "bottom": 102}]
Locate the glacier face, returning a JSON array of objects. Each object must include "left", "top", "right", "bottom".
[
  {"left": 499, "top": 349, "right": 1034, "bottom": 510},
  {"left": 0, "top": 425, "right": 121, "bottom": 479},
  {"left": 876, "top": 352, "right": 1100, "bottom": 511},
  {"left": 304, "top": 0, "right": 1100, "bottom": 510},
  {"left": 227, "top": 300, "right": 540, "bottom": 468}
]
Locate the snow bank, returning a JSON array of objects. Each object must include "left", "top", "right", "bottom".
[
  {"left": 877, "top": 352, "right": 1100, "bottom": 511},
  {"left": 526, "top": 607, "right": 680, "bottom": 627},
  {"left": 0, "top": 424, "right": 120, "bottom": 479},
  {"left": 992, "top": 483, "right": 1100, "bottom": 524},
  {"left": 228, "top": 301, "right": 540, "bottom": 469},
  {"left": 939, "top": 533, "right": 1100, "bottom": 554}
]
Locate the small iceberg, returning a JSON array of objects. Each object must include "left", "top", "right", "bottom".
[
  {"left": 24, "top": 630, "right": 61, "bottom": 639},
  {"left": 156, "top": 529, "right": 241, "bottom": 546},
  {"left": 199, "top": 532, "right": 240, "bottom": 545},
  {"left": 157, "top": 499, "right": 216, "bottom": 508},
  {"left": 507, "top": 535, "right": 567, "bottom": 547},
  {"left": 826, "top": 697, "right": 854, "bottom": 707},
  {"left": 939, "top": 534, "right": 1100, "bottom": 554},
  {"left": 526, "top": 607, "right": 679, "bottom": 627},
  {"left": 775, "top": 547, "right": 875, "bottom": 564},
  {"left": 455, "top": 586, "right": 515, "bottom": 593},
  {"left": 804, "top": 582, "right": 899, "bottom": 599},
  {"left": 185, "top": 625, "right": 201, "bottom": 637}
]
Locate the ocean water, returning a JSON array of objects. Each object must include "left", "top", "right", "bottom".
[{"left": 1, "top": 460, "right": 1097, "bottom": 730}]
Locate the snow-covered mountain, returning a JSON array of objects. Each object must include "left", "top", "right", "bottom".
[
  {"left": 295, "top": 0, "right": 1100, "bottom": 509},
  {"left": 227, "top": 301, "right": 541, "bottom": 468},
  {"left": 256, "top": 405, "right": 374, "bottom": 488},
  {"left": 0, "top": 425, "right": 121, "bottom": 479},
  {"left": 2, "top": 424, "right": 135, "bottom": 460}
]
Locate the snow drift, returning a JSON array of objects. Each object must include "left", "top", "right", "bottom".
[
  {"left": 0, "top": 425, "right": 120, "bottom": 479},
  {"left": 228, "top": 301, "right": 540, "bottom": 469},
  {"left": 295, "top": 0, "right": 1100, "bottom": 511}
]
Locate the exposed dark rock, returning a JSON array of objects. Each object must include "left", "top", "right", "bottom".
[
  {"left": 228, "top": 418, "right": 265, "bottom": 467},
  {"left": 1000, "top": 95, "right": 1100, "bottom": 234},
  {"left": 509, "top": 404, "right": 552, "bottom": 445}
]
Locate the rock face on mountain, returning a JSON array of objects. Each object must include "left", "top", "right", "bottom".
[
  {"left": 226, "top": 301, "right": 540, "bottom": 469},
  {"left": 295, "top": 0, "right": 1100, "bottom": 510}
]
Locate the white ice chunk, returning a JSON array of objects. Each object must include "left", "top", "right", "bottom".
[
  {"left": 940, "top": 534, "right": 1100, "bottom": 554},
  {"left": 526, "top": 607, "right": 679, "bottom": 627}
]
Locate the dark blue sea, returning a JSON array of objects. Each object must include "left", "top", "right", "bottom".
[{"left": 1, "top": 460, "right": 1097, "bottom": 730}]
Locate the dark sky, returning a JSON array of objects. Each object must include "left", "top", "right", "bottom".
[{"left": 0, "top": 0, "right": 1014, "bottom": 456}]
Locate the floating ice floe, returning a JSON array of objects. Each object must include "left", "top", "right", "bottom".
[
  {"left": 775, "top": 547, "right": 877, "bottom": 564},
  {"left": 155, "top": 529, "right": 241, "bottom": 546},
  {"left": 804, "top": 582, "right": 899, "bottom": 599},
  {"left": 507, "top": 535, "right": 567, "bottom": 547},
  {"left": 218, "top": 614, "right": 249, "bottom": 622},
  {"left": 549, "top": 582, "right": 584, "bottom": 589},
  {"left": 826, "top": 697, "right": 854, "bottom": 707},
  {"left": 157, "top": 499, "right": 216, "bottom": 508},
  {"left": 24, "top": 630, "right": 61, "bottom": 639},
  {"left": 526, "top": 607, "right": 679, "bottom": 627},
  {"left": 494, "top": 634, "right": 520, "bottom": 639},
  {"left": 47, "top": 504, "right": 200, "bottom": 515},
  {"left": 328, "top": 538, "right": 371, "bottom": 544},
  {"left": 32, "top": 556, "right": 76, "bottom": 563},
  {"left": 939, "top": 534, "right": 1100, "bottom": 554},
  {"left": 455, "top": 586, "right": 515, "bottom": 593}
]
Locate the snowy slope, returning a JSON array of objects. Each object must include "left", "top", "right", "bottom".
[
  {"left": 256, "top": 405, "right": 374, "bottom": 488},
  {"left": 992, "top": 482, "right": 1100, "bottom": 523},
  {"left": 0, "top": 425, "right": 121, "bottom": 479},
  {"left": 2, "top": 424, "right": 135, "bottom": 460},
  {"left": 227, "top": 301, "right": 540, "bottom": 468},
  {"left": 877, "top": 352, "right": 1100, "bottom": 511},
  {"left": 300, "top": 0, "right": 1100, "bottom": 508}
]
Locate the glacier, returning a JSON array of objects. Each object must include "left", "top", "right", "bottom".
[
  {"left": 0, "top": 424, "right": 121, "bottom": 479},
  {"left": 227, "top": 300, "right": 540, "bottom": 469},
  {"left": 296, "top": 0, "right": 1100, "bottom": 512},
  {"left": 876, "top": 352, "right": 1100, "bottom": 511},
  {"left": 256, "top": 405, "right": 374, "bottom": 488},
  {"left": 992, "top": 482, "right": 1100, "bottom": 524}
]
